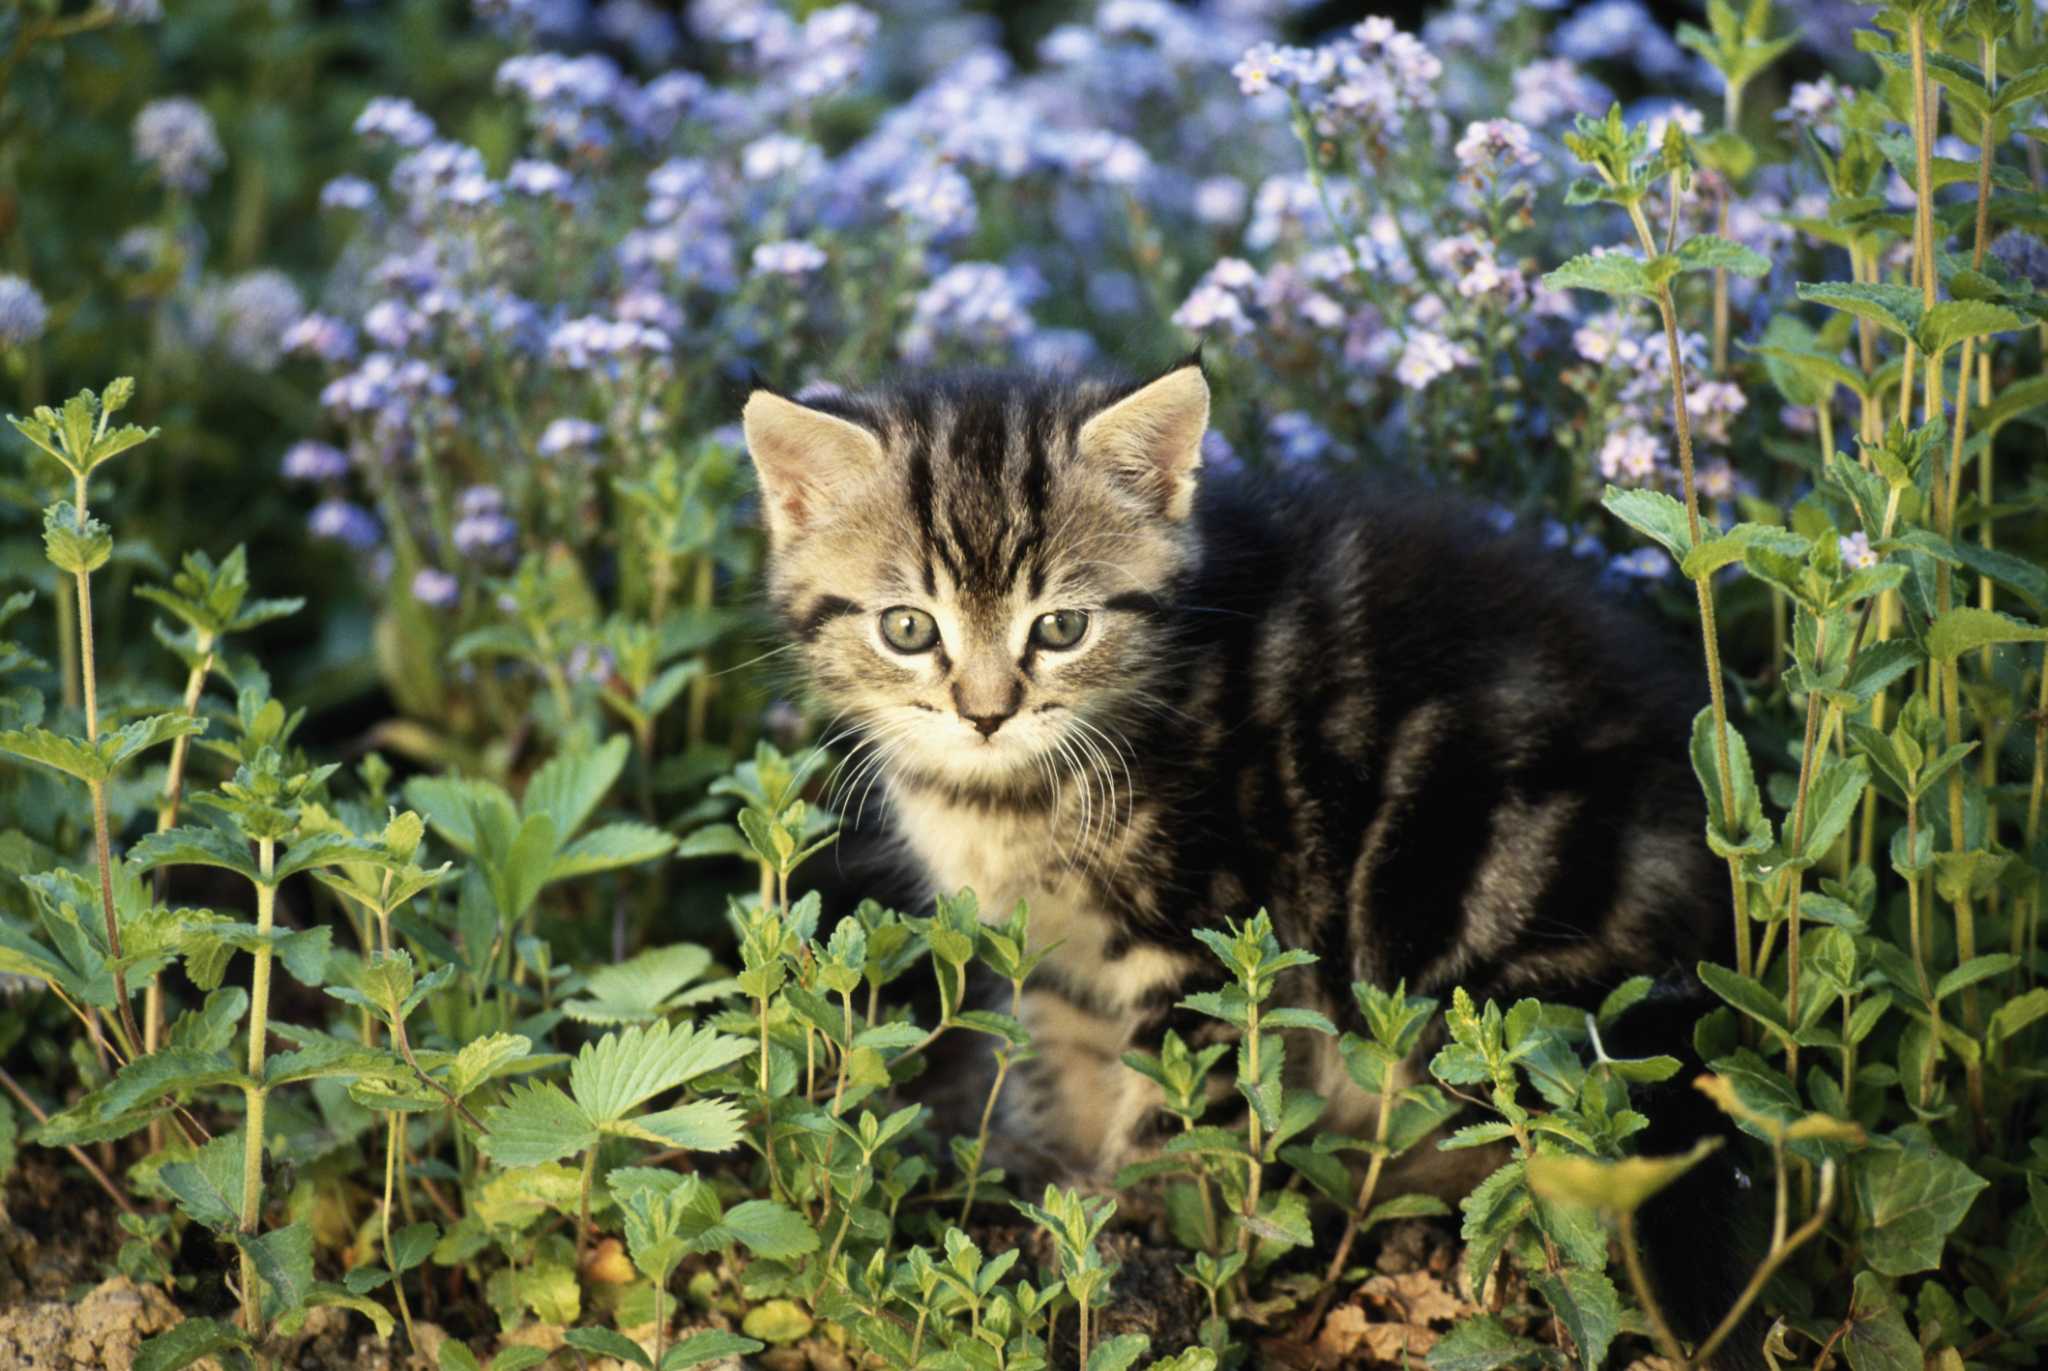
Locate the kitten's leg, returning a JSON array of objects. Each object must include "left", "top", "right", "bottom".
[{"left": 996, "top": 988, "right": 1164, "bottom": 1185}]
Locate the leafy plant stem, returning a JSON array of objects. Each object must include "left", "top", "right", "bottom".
[
  {"left": 382, "top": 1111, "right": 418, "bottom": 1348},
  {"left": 1692, "top": 1161, "right": 1837, "bottom": 1367},
  {"left": 1616, "top": 1210, "right": 1686, "bottom": 1367},
  {"left": 1236, "top": 996, "right": 1264, "bottom": 1260},
  {"left": 574, "top": 1144, "right": 595, "bottom": 1273},
  {"left": 958, "top": 978, "right": 1023, "bottom": 1224},
  {"left": 238, "top": 837, "right": 277, "bottom": 1342},
  {"left": 1778, "top": 614, "right": 1831, "bottom": 1059},
  {"left": 1623, "top": 196, "right": 1752, "bottom": 979},
  {"left": 1301, "top": 1066, "right": 1395, "bottom": 1336}
]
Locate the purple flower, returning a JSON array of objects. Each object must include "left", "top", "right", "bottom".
[
  {"left": 282, "top": 313, "right": 358, "bottom": 364},
  {"left": 741, "top": 133, "right": 823, "bottom": 183},
  {"left": 281, "top": 441, "right": 350, "bottom": 481},
  {"left": 1553, "top": 0, "right": 1687, "bottom": 77},
  {"left": 1192, "top": 176, "right": 1248, "bottom": 228},
  {"left": 310, "top": 499, "right": 381, "bottom": 549},
  {"left": 1394, "top": 331, "right": 1465, "bottom": 389},
  {"left": 0, "top": 275, "right": 49, "bottom": 348},
  {"left": 507, "top": 159, "right": 577, "bottom": 201},
  {"left": 354, "top": 97, "right": 436, "bottom": 148},
  {"left": 320, "top": 175, "right": 379, "bottom": 213},
  {"left": 1173, "top": 282, "right": 1252, "bottom": 337},
  {"left": 134, "top": 98, "right": 224, "bottom": 193},
  {"left": 1509, "top": 58, "right": 1608, "bottom": 126},
  {"left": 1454, "top": 119, "right": 1540, "bottom": 178},
  {"left": 411, "top": 567, "right": 460, "bottom": 608},
  {"left": 1991, "top": 231, "right": 2048, "bottom": 292},
  {"left": 547, "top": 315, "right": 671, "bottom": 370},
  {"left": 1838, "top": 531, "right": 1877, "bottom": 571},
  {"left": 210, "top": 271, "right": 305, "bottom": 371},
  {"left": 1607, "top": 546, "right": 1673, "bottom": 581},
  {"left": 751, "top": 240, "right": 828, "bottom": 277},
  {"left": 596, "top": 0, "right": 681, "bottom": 66},
  {"left": 538, "top": 417, "right": 603, "bottom": 458},
  {"left": 1597, "top": 425, "right": 1662, "bottom": 484},
  {"left": 364, "top": 300, "right": 429, "bottom": 351},
  {"left": 1268, "top": 411, "right": 1335, "bottom": 464},
  {"left": 899, "top": 262, "right": 1033, "bottom": 362},
  {"left": 453, "top": 508, "right": 518, "bottom": 555},
  {"left": 887, "top": 164, "right": 977, "bottom": 240}
]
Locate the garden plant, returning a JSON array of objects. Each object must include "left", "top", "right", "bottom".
[{"left": 2, "top": 1, "right": 2047, "bottom": 1369}]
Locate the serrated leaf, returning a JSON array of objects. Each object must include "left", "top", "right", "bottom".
[
  {"left": 1601, "top": 485, "right": 1694, "bottom": 560},
  {"left": 568, "top": 1020, "right": 752, "bottom": 1124},
  {"left": 1545, "top": 252, "right": 1655, "bottom": 298},
  {"left": 1854, "top": 1146, "right": 1989, "bottom": 1275},
  {"left": 607, "top": 1098, "right": 746, "bottom": 1153},
  {"left": 1928, "top": 607, "right": 2048, "bottom": 660},
  {"left": 721, "top": 1199, "right": 823, "bottom": 1260},
  {"left": 661, "top": 1330, "right": 765, "bottom": 1370},
  {"left": 562, "top": 1328, "right": 653, "bottom": 1369},
  {"left": 478, "top": 1082, "right": 597, "bottom": 1168},
  {"left": 1532, "top": 1267, "right": 1620, "bottom": 1371},
  {"left": 134, "top": 1319, "right": 251, "bottom": 1371},
  {"left": 241, "top": 1221, "right": 316, "bottom": 1317},
  {"left": 446, "top": 1034, "right": 533, "bottom": 1097},
  {"left": 521, "top": 735, "right": 630, "bottom": 837},
  {"left": 1797, "top": 281, "right": 1923, "bottom": 340},
  {"left": 1674, "top": 234, "right": 1769, "bottom": 277},
  {"left": 549, "top": 821, "right": 676, "bottom": 880}
]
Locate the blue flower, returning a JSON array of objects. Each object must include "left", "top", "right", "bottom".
[
  {"left": 886, "top": 164, "right": 977, "bottom": 241},
  {"left": 751, "top": 240, "right": 828, "bottom": 277},
  {"left": 899, "top": 263, "right": 1034, "bottom": 363},
  {"left": 538, "top": 417, "right": 604, "bottom": 458},
  {"left": 1607, "top": 546, "right": 1673, "bottom": 582},
  {"left": 134, "top": 98, "right": 224, "bottom": 193},
  {"left": 309, "top": 499, "right": 381, "bottom": 549},
  {"left": 0, "top": 275, "right": 49, "bottom": 348},
  {"left": 282, "top": 313, "right": 359, "bottom": 364},
  {"left": 354, "top": 97, "right": 436, "bottom": 148},
  {"left": 411, "top": 567, "right": 460, "bottom": 608},
  {"left": 281, "top": 441, "right": 350, "bottom": 482}
]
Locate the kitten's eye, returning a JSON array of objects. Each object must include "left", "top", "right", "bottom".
[
  {"left": 879, "top": 606, "right": 940, "bottom": 653},
  {"left": 1031, "top": 609, "right": 1090, "bottom": 650}
]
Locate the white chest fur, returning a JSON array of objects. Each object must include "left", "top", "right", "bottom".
[{"left": 886, "top": 787, "right": 1191, "bottom": 1015}]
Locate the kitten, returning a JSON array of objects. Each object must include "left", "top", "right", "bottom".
[{"left": 741, "top": 358, "right": 1744, "bottom": 1325}]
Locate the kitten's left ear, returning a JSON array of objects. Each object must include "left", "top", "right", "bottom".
[
  {"left": 1077, "top": 360, "right": 1209, "bottom": 520},
  {"left": 742, "top": 388, "right": 887, "bottom": 545}
]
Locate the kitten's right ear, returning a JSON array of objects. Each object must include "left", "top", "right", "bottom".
[{"left": 742, "top": 389, "right": 886, "bottom": 544}]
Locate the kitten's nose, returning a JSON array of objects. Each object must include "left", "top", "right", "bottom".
[{"left": 961, "top": 707, "right": 1013, "bottom": 737}]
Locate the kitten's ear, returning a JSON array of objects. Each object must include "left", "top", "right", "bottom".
[
  {"left": 742, "top": 388, "right": 886, "bottom": 543},
  {"left": 1077, "top": 361, "right": 1209, "bottom": 520}
]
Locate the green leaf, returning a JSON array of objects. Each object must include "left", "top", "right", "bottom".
[
  {"left": 1797, "top": 281, "right": 1923, "bottom": 340},
  {"left": 1674, "top": 234, "right": 1769, "bottom": 277},
  {"left": 42, "top": 502, "right": 112, "bottom": 575},
  {"left": 720, "top": 1199, "right": 823, "bottom": 1260},
  {"left": 1087, "top": 1334, "right": 1154, "bottom": 1371},
  {"left": 130, "top": 826, "right": 263, "bottom": 883},
  {"left": 564, "top": 944, "right": 730, "bottom": 1025},
  {"left": 1531, "top": 1268, "right": 1620, "bottom": 1371},
  {"left": 741, "top": 1299, "right": 815, "bottom": 1345},
  {"left": 478, "top": 1083, "right": 597, "bottom": 1168},
  {"left": 607, "top": 1098, "right": 746, "bottom": 1153},
  {"left": 1854, "top": 1146, "right": 1989, "bottom": 1275},
  {"left": 391, "top": 1222, "right": 438, "bottom": 1272},
  {"left": 1690, "top": 709, "right": 1771, "bottom": 858},
  {"left": 1601, "top": 485, "right": 1695, "bottom": 561},
  {"left": 1926, "top": 607, "right": 2048, "bottom": 660},
  {"left": 1525, "top": 1138, "right": 1722, "bottom": 1214},
  {"left": 568, "top": 1019, "right": 752, "bottom": 1124},
  {"left": 134, "top": 1319, "right": 251, "bottom": 1371},
  {"left": 1426, "top": 1314, "right": 1551, "bottom": 1371},
  {"left": 446, "top": 1033, "right": 534, "bottom": 1097},
  {"left": 1545, "top": 252, "right": 1656, "bottom": 299},
  {"left": 1919, "top": 299, "right": 2025, "bottom": 354},
  {"left": 562, "top": 1329, "right": 653, "bottom": 1370},
  {"left": 159, "top": 1132, "right": 247, "bottom": 1232},
  {"left": 241, "top": 1221, "right": 316, "bottom": 1318},
  {"left": 1842, "top": 1270, "right": 1921, "bottom": 1371},
  {"left": 0, "top": 726, "right": 111, "bottom": 784},
  {"left": 521, "top": 735, "right": 630, "bottom": 837},
  {"left": 550, "top": 822, "right": 676, "bottom": 880},
  {"left": 661, "top": 1330, "right": 766, "bottom": 1371}
]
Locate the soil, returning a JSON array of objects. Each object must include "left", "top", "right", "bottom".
[{"left": 0, "top": 1150, "right": 1582, "bottom": 1371}]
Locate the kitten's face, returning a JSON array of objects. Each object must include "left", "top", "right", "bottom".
[{"left": 743, "top": 366, "right": 1209, "bottom": 796}]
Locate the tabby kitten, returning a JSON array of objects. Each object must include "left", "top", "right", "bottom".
[{"left": 740, "top": 359, "right": 1729, "bottom": 1189}]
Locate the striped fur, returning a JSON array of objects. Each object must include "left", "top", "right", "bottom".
[{"left": 742, "top": 364, "right": 1727, "bottom": 1185}]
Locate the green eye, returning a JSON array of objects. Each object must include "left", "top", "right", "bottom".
[
  {"left": 1031, "top": 609, "right": 1090, "bottom": 650},
  {"left": 879, "top": 606, "right": 940, "bottom": 653}
]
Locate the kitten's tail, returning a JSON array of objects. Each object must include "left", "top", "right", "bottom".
[{"left": 1603, "top": 981, "right": 1772, "bottom": 1371}]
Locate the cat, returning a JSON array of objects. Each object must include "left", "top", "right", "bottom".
[{"left": 741, "top": 358, "right": 1751, "bottom": 1348}]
